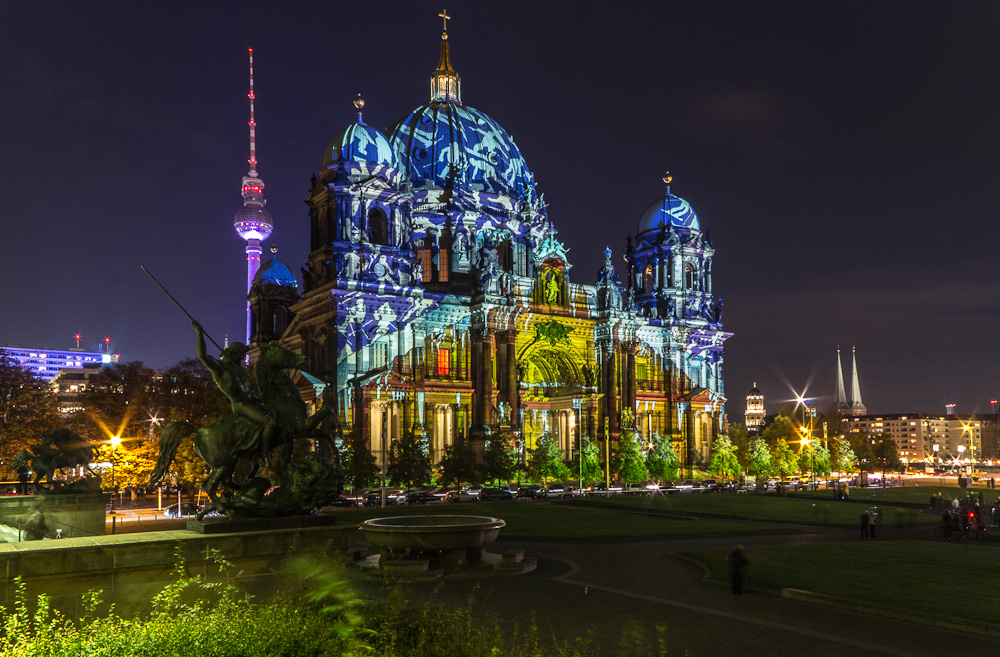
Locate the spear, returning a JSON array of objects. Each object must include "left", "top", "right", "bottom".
[{"left": 140, "top": 265, "right": 224, "bottom": 352}]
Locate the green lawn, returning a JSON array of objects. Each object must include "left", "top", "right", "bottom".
[
  {"left": 567, "top": 493, "right": 933, "bottom": 527},
  {"left": 679, "top": 541, "right": 1000, "bottom": 625},
  {"left": 330, "top": 502, "right": 800, "bottom": 542},
  {"left": 792, "top": 484, "right": 999, "bottom": 506}
]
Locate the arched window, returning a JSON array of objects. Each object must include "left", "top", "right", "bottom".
[
  {"left": 685, "top": 262, "right": 697, "bottom": 290},
  {"left": 367, "top": 208, "right": 389, "bottom": 245},
  {"left": 643, "top": 264, "right": 654, "bottom": 293}
]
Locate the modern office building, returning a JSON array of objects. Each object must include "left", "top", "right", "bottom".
[{"left": 1, "top": 345, "right": 117, "bottom": 383}]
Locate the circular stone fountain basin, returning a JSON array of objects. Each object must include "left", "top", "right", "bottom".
[{"left": 361, "top": 515, "right": 505, "bottom": 554}]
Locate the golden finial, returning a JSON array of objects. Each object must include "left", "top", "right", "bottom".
[
  {"left": 270, "top": 245, "right": 277, "bottom": 254},
  {"left": 439, "top": 9, "right": 451, "bottom": 40},
  {"left": 353, "top": 94, "right": 365, "bottom": 110},
  {"left": 662, "top": 172, "right": 673, "bottom": 186}
]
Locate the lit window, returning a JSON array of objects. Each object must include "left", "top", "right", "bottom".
[{"left": 437, "top": 348, "right": 450, "bottom": 376}]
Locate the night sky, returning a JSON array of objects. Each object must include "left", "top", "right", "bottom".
[{"left": 3, "top": 1, "right": 999, "bottom": 418}]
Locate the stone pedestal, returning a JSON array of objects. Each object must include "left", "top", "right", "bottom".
[{"left": 0, "top": 493, "right": 108, "bottom": 539}]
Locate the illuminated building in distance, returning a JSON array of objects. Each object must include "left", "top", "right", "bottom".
[
  {"left": 249, "top": 14, "right": 731, "bottom": 468},
  {"left": 744, "top": 383, "right": 765, "bottom": 430},
  {"left": 1, "top": 343, "right": 118, "bottom": 383},
  {"left": 233, "top": 48, "right": 273, "bottom": 344}
]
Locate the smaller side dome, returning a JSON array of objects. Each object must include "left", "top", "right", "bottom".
[
  {"left": 637, "top": 192, "right": 700, "bottom": 234},
  {"left": 254, "top": 258, "right": 297, "bottom": 288},
  {"left": 322, "top": 122, "right": 401, "bottom": 170}
]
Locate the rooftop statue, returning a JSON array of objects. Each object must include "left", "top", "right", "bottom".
[
  {"left": 11, "top": 428, "right": 101, "bottom": 493},
  {"left": 148, "top": 322, "right": 344, "bottom": 519}
]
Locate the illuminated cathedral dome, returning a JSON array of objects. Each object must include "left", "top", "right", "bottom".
[
  {"left": 637, "top": 191, "right": 700, "bottom": 234},
  {"left": 322, "top": 121, "right": 401, "bottom": 171},
  {"left": 389, "top": 103, "right": 534, "bottom": 198},
  {"left": 253, "top": 257, "right": 297, "bottom": 288}
]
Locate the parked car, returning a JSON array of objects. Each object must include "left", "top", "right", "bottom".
[
  {"left": 406, "top": 491, "right": 436, "bottom": 505},
  {"left": 515, "top": 485, "right": 542, "bottom": 499},
  {"left": 363, "top": 489, "right": 405, "bottom": 506},
  {"left": 479, "top": 487, "right": 514, "bottom": 501},
  {"left": 590, "top": 483, "right": 623, "bottom": 496},
  {"left": 622, "top": 483, "right": 649, "bottom": 496},
  {"left": 163, "top": 503, "right": 199, "bottom": 518},
  {"left": 327, "top": 496, "right": 359, "bottom": 508},
  {"left": 445, "top": 489, "right": 479, "bottom": 503}
]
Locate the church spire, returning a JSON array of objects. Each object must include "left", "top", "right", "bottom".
[
  {"left": 430, "top": 9, "right": 461, "bottom": 103},
  {"left": 849, "top": 345, "right": 866, "bottom": 414},
  {"left": 834, "top": 346, "right": 848, "bottom": 410}
]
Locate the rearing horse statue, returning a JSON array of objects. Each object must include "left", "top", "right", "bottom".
[{"left": 148, "top": 341, "right": 334, "bottom": 517}]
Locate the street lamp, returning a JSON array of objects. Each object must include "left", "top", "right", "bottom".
[
  {"left": 109, "top": 435, "right": 121, "bottom": 512},
  {"left": 800, "top": 432, "right": 814, "bottom": 489},
  {"left": 962, "top": 424, "right": 974, "bottom": 473}
]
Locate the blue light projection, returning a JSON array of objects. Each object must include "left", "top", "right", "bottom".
[
  {"left": 390, "top": 102, "right": 535, "bottom": 200},
  {"left": 637, "top": 192, "right": 700, "bottom": 233}
]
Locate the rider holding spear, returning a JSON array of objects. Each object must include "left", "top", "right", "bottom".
[{"left": 193, "top": 321, "right": 275, "bottom": 458}]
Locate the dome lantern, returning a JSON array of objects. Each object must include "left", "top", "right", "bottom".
[{"left": 430, "top": 10, "right": 461, "bottom": 103}]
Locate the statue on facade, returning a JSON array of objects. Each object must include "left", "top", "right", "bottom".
[
  {"left": 619, "top": 406, "right": 635, "bottom": 430},
  {"left": 149, "top": 324, "right": 343, "bottom": 520},
  {"left": 11, "top": 428, "right": 100, "bottom": 493}
]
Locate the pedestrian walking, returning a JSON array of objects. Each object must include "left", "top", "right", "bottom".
[
  {"left": 868, "top": 508, "right": 877, "bottom": 538},
  {"left": 860, "top": 510, "right": 870, "bottom": 538},
  {"left": 728, "top": 545, "right": 749, "bottom": 596}
]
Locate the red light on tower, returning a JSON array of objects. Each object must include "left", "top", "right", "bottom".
[{"left": 991, "top": 400, "right": 998, "bottom": 405}]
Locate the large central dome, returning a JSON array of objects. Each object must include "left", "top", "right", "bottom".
[{"left": 389, "top": 102, "right": 534, "bottom": 197}]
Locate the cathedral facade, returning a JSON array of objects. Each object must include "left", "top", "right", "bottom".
[{"left": 249, "top": 28, "right": 731, "bottom": 471}]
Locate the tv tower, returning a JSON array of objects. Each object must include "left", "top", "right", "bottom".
[{"left": 233, "top": 47, "right": 273, "bottom": 344}]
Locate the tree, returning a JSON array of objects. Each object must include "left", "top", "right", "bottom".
[
  {"left": 387, "top": 431, "right": 432, "bottom": 490},
  {"left": 709, "top": 436, "right": 741, "bottom": 481},
  {"left": 771, "top": 441, "right": 798, "bottom": 479},
  {"left": 848, "top": 431, "right": 874, "bottom": 472},
  {"left": 0, "top": 352, "right": 59, "bottom": 468},
  {"left": 748, "top": 437, "right": 772, "bottom": 481},
  {"left": 437, "top": 437, "right": 481, "bottom": 486},
  {"left": 727, "top": 425, "right": 752, "bottom": 469},
  {"left": 760, "top": 415, "right": 797, "bottom": 448},
  {"left": 831, "top": 436, "right": 856, "bottom": 474},
  {"left": 613, "top": 431, "right": 647, "bottom": 484},
  {"left": 76, "top": 361, "right": 161, "bottom": 441},
  {"left": 526, "top": 433, "right": 569, "bottom": 486},
  {"left": 872, "top": 434, "right": 903, "bottom": 478},
  {"left": 483, "top": 436, "right": 518, "bottom": 486},
  {"left": 646, "top": 433, "right": 680, "bottom": 481},
  {"left": 339, "top": 426, "right": 380, "bottom": 493},
  {"left": 571, "top": 435, "right": 605, "bottom": 485},
  {"left": 798, "top": 444, "right": 831, "bottom": 480}
]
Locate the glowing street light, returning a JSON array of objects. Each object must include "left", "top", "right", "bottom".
[{"left": 109, "top": 435, "right": 122, "bottom": 512}]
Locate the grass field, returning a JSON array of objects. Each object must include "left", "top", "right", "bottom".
[
  {"left": 792, "top": 484, "right": 1000, "bottom": 506},
  {"left": 329, "top": 501, "right": 801, "bottom": 542},
  {"left": 566, "top": 493, "right": 934, "bottom": 528},
  {"left": 678, "top": 541, "right": 1000, "bottom": 625}
]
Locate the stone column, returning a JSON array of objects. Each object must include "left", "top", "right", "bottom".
[
  {"left": 605, "top": 343, "right": 619, "bottom": 435},
  {"left": 506, "top": 331, "right": 518, "bottom": 429}
]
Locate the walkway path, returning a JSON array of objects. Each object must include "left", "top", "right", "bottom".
[{"left": 359, "top": 518, "right": 1000, "bottom": 657}]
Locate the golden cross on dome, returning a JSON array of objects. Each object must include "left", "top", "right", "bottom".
[
  {"left": 663, "top": 171, "right": 673, "bottom": 186},
  {"left": 439, "top": 9, "right": 451, "bottom": 38}
]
